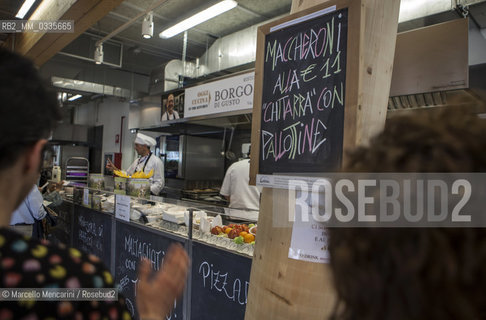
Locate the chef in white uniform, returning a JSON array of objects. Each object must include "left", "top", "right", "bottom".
[
  {"left": 220, "top": 156, "right": 261, "bottom": 211},
  {"left": 107, "top": 133, "right": 165, "bottom": 195}
]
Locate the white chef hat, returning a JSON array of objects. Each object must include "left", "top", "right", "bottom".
[{"left": 134, "top": 133, "right": 156, "bottom": 147}]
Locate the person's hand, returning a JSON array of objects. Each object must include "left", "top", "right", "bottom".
[
  {"left": 106, "top": 158, "right": 118, "bottom": 171},
  {"left": 136, "top": 244, "right": 189, "bottom": 320},
  {"left": 47, "top": 181, "right": 57, "bottom": 193}
]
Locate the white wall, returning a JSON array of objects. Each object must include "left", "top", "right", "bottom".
[
  {"left": 128, "top": 96, "right": 163, "bottom": 130},
  {"left": 73, "top": 101, "right": 96, "bottom": 125},
  {"left": 73, "top": 98, "right": 136, "bottom": 171}
]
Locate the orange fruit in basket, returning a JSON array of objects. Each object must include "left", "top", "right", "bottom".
[
  {"left": 239, "top": 231, "right": 248, "bottom": 237},
  {"left": 244, "top": 233, "right": 255, "bottom": 243},
  {"left": 224, "top": 228, "right": 232, "bottom": 235}
]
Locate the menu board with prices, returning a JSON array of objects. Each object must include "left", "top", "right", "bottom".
[{"left": 259, "top": 7, "right": 349, "bottom": 174}]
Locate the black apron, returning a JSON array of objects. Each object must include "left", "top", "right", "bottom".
[
  {"left": 137, "top": 153, "right": 160, "bottom": 196},
  {"left": 136, "top": 153, "right": 152, "bottom": 172}
]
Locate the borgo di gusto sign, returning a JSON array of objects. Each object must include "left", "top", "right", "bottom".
[{"left": 184, "top": 72, "right": 254, "bottom": 118}]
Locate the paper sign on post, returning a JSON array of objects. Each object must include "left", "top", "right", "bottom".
[
  {"left": 288, "top": 190, "right": 330, "bottom": 263},
  {"left": 115, "top": 195, "right": 131, "bottom": 222}
]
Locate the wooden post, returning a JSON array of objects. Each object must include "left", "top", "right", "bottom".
[
  {"left": 2, "top": 0, "right": 124, "bottom": 67},
  {"left": 246, "top": 0, "right": 401, "bottom": 319}
]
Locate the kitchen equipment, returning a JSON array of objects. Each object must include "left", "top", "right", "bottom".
[
  {"left": 181, "top": 188, "right": 220, "bottom": 200},
  {"left": 65, "top": 157, "right": 89, "bottom": 186},
  {"left": 163, "top": 135, "right": 224, "bottom": 180},
  {"left": 225, "top": 127, "right": 236, "bottom": 160}
]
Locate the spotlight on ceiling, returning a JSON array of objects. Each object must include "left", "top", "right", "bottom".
[
  {"left": 142, "top": 11, "right": 154, "bottom": 39},
  {"left": 94, "top": 43, "right": 103, "bottom": 64}
]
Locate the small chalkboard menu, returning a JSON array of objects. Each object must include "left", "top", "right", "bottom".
[
  {"left": 49, "top": 201, "right": 73, "bottom": 246},
  {"left": 259, "top": 7, "right": 348, "bottom": 174},
  {"left": 72, "top": 205, "right": 112, "bottom": 269},
  {"left": 191, "top": 241, "right": 252, "bottom": 320},
  {"left": 114, "top": 221, "right": 185, "bottom": 319}
]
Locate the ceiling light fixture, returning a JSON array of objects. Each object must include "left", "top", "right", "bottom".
[
  {"left": 142, "top": 11, "right": 154, "bottom": 39},
  {"left": 160, "top": 0, "right": 238, "bottom": 39},
  {"left": 68, "top": 94, "right": 82, "bottom": 101},
  {"left": 94, "top": 43, "right": 103, "bottom": 64},
  {"left": 15, "top": 0, "right": 36, "bottom": 19}
]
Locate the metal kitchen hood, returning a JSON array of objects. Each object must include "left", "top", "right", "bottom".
[{"left": 388, "top": 18, "right": 486, "bottom": 113}]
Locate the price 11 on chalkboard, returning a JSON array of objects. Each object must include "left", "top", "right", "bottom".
[{"left": 258, "top": 6, "right": 348, "bottom": 174}]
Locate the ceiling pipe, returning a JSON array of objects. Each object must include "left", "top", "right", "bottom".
[{"left": 95, "top": 0, "right": 168, "bottom": 47}]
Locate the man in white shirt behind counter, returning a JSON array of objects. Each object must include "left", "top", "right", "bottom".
[
  {"left": 220, "top": 156, "right": 262, "bottom": 211},
  {"left": 107, "top": 132, "right": 165, "bottom": 195}
]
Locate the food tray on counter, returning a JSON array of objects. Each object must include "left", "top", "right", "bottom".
[{"left": 181, "top": 188, "right": 220, "bottom": 200}]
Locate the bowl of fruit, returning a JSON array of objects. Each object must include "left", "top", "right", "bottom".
[{"left": 210, "top": 223, "right": 256, "bottom": 245}]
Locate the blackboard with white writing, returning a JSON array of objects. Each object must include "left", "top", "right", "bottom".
[
  {"left": 191, "top": 241, "right": 252, "bottom": 320},
  {"left": 114, "top": 221, "right": 185, "bottom": 320},
  {"left": 259, "top": 8, "right": 348, "bottom": 174},
  {"left": 49, "top": 201, "right": 73, "bottom": 246},
  {"left": 72, "top": 205, "right": 112, "bottom": 269}
]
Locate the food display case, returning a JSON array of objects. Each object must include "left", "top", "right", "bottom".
[{"left": 56, "top": 184, "right": 257, "bottom": 320}]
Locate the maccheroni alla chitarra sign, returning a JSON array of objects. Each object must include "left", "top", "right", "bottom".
[
  {"left": 259, "top": 8, "right": 348, "bottom": 174},
  {"left": 184, "top": 72, "right": 254, "bottom": 118}
]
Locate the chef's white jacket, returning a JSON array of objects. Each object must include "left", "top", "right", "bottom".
[
  {"left": 127, "top": 153, "right": 165, "bottom": 195},
  {"left": 220, "top": 159, "right": 261, "bottom": 211}
]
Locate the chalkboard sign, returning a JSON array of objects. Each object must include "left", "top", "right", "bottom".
[
  {"left": 114, "top": 221, "right": 185, "bottom": 319},
  {"left": 48, "top": 201, "right": 73, "bottom": 246},
  {"left": 191, "top": 241, "right": 252, "bottom": 320},
  {"left": 72, "top": 206, "right": 112, "bottom": 269},
  {"left": 259, "top": 8, "right": 348, "bottom": 174}
]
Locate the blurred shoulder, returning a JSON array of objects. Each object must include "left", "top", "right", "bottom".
[{"left": 0, "top": 228, "right": 114, "bottom": 290}]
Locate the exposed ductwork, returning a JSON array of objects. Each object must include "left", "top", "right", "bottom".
[
  {"left": 149, "top": 60, "right": 199, "bottom": 95},
  {"left": 197, "top": 23, "right": 258, "bottom": 76},
  {"left": 149, "top": 1, "right": 466, "bottom": 93},
  {"left": 149, "top": 1, "right": 486, "bottom": 112},
  {"left": 149, "top": 20, "right": 264, "bottom": 94},
  {"left": 52, "top": 76, "right": 144, "bottom": 100}
]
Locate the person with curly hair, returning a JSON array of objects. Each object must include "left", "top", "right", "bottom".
[{"left": 329, "top": 110, "right": 486, "bottom": 320}]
